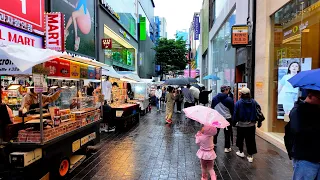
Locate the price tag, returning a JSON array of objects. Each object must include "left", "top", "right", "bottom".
[{"left": 70, "top": 114, "right": 75, "bottom": 121}]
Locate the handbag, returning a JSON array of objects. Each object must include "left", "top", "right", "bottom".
[{"left": 255, "top": 102, "right": 265, "bottom": 122}]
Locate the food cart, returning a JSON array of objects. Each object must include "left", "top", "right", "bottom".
[
  {"left": 101, "top": 70, "right": 140, "bottom": 131},
  {"left": 129, "top": 82, "right": 151, "bottom": 115},
  {"left": 0, "top": 44, "right": 105, "bottom": 179}
]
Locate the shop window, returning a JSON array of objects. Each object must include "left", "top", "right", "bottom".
[{"left": 270, "top": 0, "right": 320, "bottom": 134}]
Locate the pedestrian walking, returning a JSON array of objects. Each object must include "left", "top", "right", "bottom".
[
  {"left": 233, "top": 87, "right": 263, "bottom": 163},
  {"left": 165, "top": 86, "right": 175, "bottom": 124},
  {"left": 182, "top": 84, "right": 195, "bottom": 108},
  {"left": 284, "top": 89, "right": 320, "bottom": 179},
  {"left": 199, "top": 86, "right": 212, "bottom": 106},
  {"left": 155, "top": 86, "right": 162, "bottom": 112},
  {"left": 211, "top": 85, "right": 234, "bottom": 153},
  {"left": 190, "top": 85, "right": 200, "bottom": 105},
  {"left": 195, "top": 126, "right": 217, "bottom": 180},
  {"left": 160, "top": 87, "right": 167, "bottom": 111},
  {"left": 175, "top": 88, "right": 183, "bottom": 113}
]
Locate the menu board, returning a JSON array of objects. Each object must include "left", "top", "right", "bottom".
[
  {"left": 80, "top": 64, "right": 88, "bottom": 79},
  {"left": 88, "top": 66, "right": 95, "bottom": 79},
  {"left": 58, "top": 59, "right": 70, "bottom": 77},
  {"left": 70, "top": 62, "right": 80, "bottom": 78}
]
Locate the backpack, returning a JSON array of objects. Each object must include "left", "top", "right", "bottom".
[{"left": 284, "top": 121, "right": 294, "bottom": 160}]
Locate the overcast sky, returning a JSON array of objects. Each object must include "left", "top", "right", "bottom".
[{"left": 154, "top": 0, "right": 203, "bottom": 39}]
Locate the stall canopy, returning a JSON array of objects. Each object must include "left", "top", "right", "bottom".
[
  {"left": 0, "top": 44, "right": 64, "bottom": 72},
  {"left": 102, "top": 65, "right": 121, "bottom": 79},
  {"left": 117, "top": 71, "right": 141, "bottom": 82}
]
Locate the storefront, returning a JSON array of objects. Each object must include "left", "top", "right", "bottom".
[
  {"left": 255, "top": 0, "right": 320, "bottom": 150},
  {"left": 98, "top": 0, "right": 138, "bottom": 71},
  {"left": 209, "top": 10, "right": 236, "bottom": 95}
]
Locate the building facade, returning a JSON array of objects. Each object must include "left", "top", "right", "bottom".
[
  {"left": 176, "top": 30, "right": 188, "bottom": 42},
  {"left": 254, "top": 0, "right": 320, "bottom": 151},
  {"left": 137, "top": 0, "right": 156, "bottom": 78},
  {"left": 159, "top": 17, "right": 167, "bottom": 38},
  {"left": 97, "top": 0, "right": 139, "bottom": 71}
]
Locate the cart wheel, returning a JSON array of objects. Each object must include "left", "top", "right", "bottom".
[{"left": 59, "top": 158, "right": 70, "bottom": 177}]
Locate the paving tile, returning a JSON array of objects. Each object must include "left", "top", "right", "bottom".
[{"left": 68, "top": 108, "right": 293, "bottom": 180}]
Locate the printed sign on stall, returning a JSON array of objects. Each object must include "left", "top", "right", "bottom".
[
  {"left": 33, "top": 74, "right": 44, "bottom": 93},
  {"left": 88, "top": 66, "right": 95, "bottom": 79},
  {"left": 95, "top": 67, "right": 101, "bottom": 80},
  {"left": 44, "top": 59, "right": 60, "bottom": 76},
  {"left": 45, "top": 12, "right": 65, "bottom": 51},
  {"left": 80, "top": 64, "right": 88, "bottom": 79},
  {"left": 70, "top": 61, "right": 80, "bottom": 78},
  {"left": 231, "top": 25, "right": 249, "bottom": 46},
  {"left": 58, "top": 59, "right": 70, "bottom": 77}
]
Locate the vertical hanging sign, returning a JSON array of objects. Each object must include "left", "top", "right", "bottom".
[
  {"left": 193, "top": 15, "right": 200, "bottom": 40},
  {"left": 139, "top": 17, "right": 146, "bottom": 41},
  {"left": 45, "top": 12, "right": 65, "bottom": 51}
]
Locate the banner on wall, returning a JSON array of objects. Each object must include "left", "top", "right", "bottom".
[
  {"left": 57, "top": 59, "right": 70, "bottom": 77},
  {"left": 231, "top": 25, "right": 249, "bottom": 46},
  {"left": 101, "top": 38, "right": 112, "bottom": 49},
  {"left": 277, "top": 58, "right": 312, "bottom": 120},
  {"left": 193, "top": 15, "right": 200, "bottom": 40},
  {"left": 45, "top": 12, "right": 65, "bottom": 51},
  {"left": 51, "top": 0, "right": 95, "bottom": 57},
  {"left": 44, "top": 59, "right": 60, "bottom": 76}
]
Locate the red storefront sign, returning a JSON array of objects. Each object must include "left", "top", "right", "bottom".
[
  {"left": 45, "top": 13, "right": 65, "bottom": 51},
  {"left": 102, "top": 38, "right": 112, "bottom": 49},
  {"left": 0, "top": 0, "right": 45, "bottom": 35}
]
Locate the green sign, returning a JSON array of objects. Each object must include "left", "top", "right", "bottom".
[{"left": 139, "top": 17, "right": 146, "bottom": 41}]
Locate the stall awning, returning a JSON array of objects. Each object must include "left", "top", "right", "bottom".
[
  {"left": 102, "top": 65, "right": 121, "bottom": 79},
  {"left": 0, "top": 44, "right": 63, "bottom": 72},
  {"left": 117, "top": 71, "right": 141, "bottom": 82}
]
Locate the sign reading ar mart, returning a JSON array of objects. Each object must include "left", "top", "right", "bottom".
[
  {"left": 0, "top": 23, "right": 43, "bottom": 75},
  {"left": 231, "top": 25, "right": 249, "bottom": 47}
]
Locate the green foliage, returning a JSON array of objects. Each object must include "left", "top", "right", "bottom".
[{"left": 153, "top": 37, "right": 188, "bottom": 74}]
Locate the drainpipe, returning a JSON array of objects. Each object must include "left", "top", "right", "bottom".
[{"left": 251, "top": 0, "right": 256, "bottom": 98}]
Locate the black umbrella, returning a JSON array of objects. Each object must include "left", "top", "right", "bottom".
[{"left": 164, "top": 77, "right": 197, "bottom": 85}]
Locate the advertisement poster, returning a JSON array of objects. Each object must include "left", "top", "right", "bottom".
[
  {"left": 51, "top": 0, "right": 95, "bottom": 57},
  {"left": 58, "top": 59, "right": 70, "bottom": 77},
  {"left": 80, "top": 64, "right": 88, "bottom": 79},
  {"left": 277, "top": 58, "right": 312, "bottom": 119},
  {"left": 87, "top": 66, "right": 95, "bottom": 79},
  {"left": 33, "top": 74, "right": 44, "bottom": 93},
  {"left": 45, "top": 13, "right": 65, "bottom": 51},
  {"left": 70, "top": 62, "right": 80, "bottom": 78}
]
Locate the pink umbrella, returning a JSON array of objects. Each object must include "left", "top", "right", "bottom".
[{"left": 183, "top": 105, "right": 230, "bottom": 128}]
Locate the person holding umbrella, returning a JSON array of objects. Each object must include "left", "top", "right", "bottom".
[
  {"left": 284, "top": 68, "right": 320, "bottom": 179},
  {"left": 165, "top": 86, "right": 175, "bottom": 124},
  {"left": 211, "top": 85, "right": 234, "bottom": 153}
]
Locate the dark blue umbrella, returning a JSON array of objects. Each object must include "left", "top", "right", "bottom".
[
  {"left": 164, "top": 77, "right": 196, "bottom": 85},
  {"left": 203, "top": 75, "right": 220, "bottom": 80},
  {"left": 288, "top": 68, "right": 320, "bottom": 91}
]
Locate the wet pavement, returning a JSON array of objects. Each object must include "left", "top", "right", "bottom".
[{"left": 68, "top": 108, "right": 293, "bottom": 180}]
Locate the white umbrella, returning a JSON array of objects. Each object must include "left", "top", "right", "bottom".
[{"left": 0, "top": 44, "right": 63, "bottom": 72}]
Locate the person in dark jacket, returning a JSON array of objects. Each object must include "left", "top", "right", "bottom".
[
  {"left": 233, "top": 87, "right": 262, "bottom": 163},
  {"left": 199, "top": 86, "right": 212, "bottom": 106},
  {"left": 211, "top": 85, "right": 234, "bottom": 153},
  {"left": 288, "top": 89, "right": 320, "bottom": 179}
]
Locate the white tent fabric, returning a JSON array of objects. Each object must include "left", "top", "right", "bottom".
[
  {"left": 0, "top": 44, "right": 64, "bottom": 72},
  {"left": 117, "top": 71, "right": 141, "bottom": 82},
  {"left": 140, "top": 79, "right": 153, "bottom": 83},
  {"left": 102, "top": 65, "right": 121, "bottom": 79}
]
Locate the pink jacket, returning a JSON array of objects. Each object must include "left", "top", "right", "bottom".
[{"left": 195, "top": 126, "right": 217, "bottom": 160}]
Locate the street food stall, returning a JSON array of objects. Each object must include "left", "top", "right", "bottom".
[
  {"left": 0, "top": 44, "right": 105, "bottom": 179},
  {"left": 129, "top": 82, "right": 151, "bottom": 115},
  {"left": 101, "top": 70, "right": 140, "bottom": 131}
]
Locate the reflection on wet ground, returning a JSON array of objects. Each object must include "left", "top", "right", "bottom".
[{"left": 68, "top": 108, "right": 293, "bottom": 180}]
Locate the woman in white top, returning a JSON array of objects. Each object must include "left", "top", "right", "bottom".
[{"left": 278, "top": 62, "right": 300, "bottom": 115}]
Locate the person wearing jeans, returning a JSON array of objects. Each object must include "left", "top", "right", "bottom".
[
  {"left": 211, "top": 85, "right": 234, "bottom": 153},
  {"left": 285, "top": 89, "right": 320, "bottom": 179},
  {"left": 155, "top": 86, "right": 162, "bottom": 112}
]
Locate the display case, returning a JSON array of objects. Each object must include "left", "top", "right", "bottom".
[{"left": 131, "top": 83, "right": 148, "bottom": 100}]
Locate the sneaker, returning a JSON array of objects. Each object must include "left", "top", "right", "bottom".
[
  {"left": 177, "top": 111, "right": 181, "bottom": 114},
  {"left": 107, "top": 127, "right": 116, "bottom": 132},
  {"left": 224, "top": 148, "right": 232, "bottom": 153},
  {"left": 247, "top": 156, "right": 253, "bottom": 163},
  {"left": 236, "top": 151, "right": 245, "bottom": 158},
  {"left": 166, "top": 119, "right": 173, "bottom": 124}
]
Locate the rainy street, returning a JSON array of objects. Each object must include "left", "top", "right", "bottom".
[{"left": 68, "top": 108, "right": 293, "bottom": 180}]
